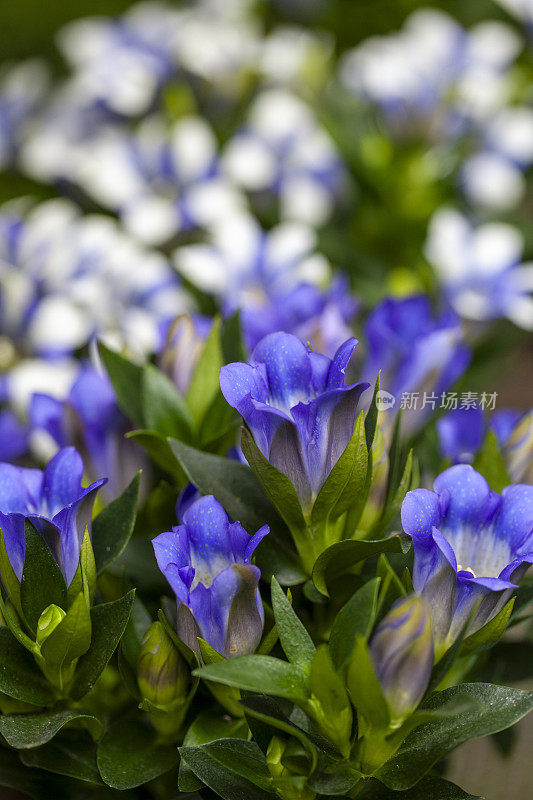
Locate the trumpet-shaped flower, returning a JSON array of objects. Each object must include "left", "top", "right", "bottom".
[
  {"left": 0, "top": 446, "right": 106, "bottom": 585},
  {"left": 401, "top": 465, "right": 533, "bottom": 655},
  {"left": 152, "top": 495, "right": 268, "bottom": 658},
  {"left": 220, "top": 332, "right": 368, "bottom": 508}
]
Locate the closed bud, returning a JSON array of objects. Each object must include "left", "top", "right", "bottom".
[
  {"left": 36, "top": 604, "right": 66, "bottom": 647},
  {"left": 137, "top": 622, "right": 188, "bottom": 709},
  {"left": 370, "top": 594, "right": 433, "bottom": 723}
]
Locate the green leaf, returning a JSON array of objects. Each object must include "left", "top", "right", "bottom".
[
  {"left": 40, "top": 591, "right": 92, "bottom": 673},
  {"left": 271, "top": 577, "right": 315, "bottom": 669},
  {"left": 460, "top": 598, "right": 515, "bottom": 656},
  {"left": 141, "top": 362, "right": 193, "bottom": 439},
  {"left": 97, "top": 717, "right": 179, "bottom": 789},
  {"left": 179, "top": 712, "right": 248, "bottom": 793},
  {"left": 186, "top": 315, "right": 224, "bottom": 427},
  {"left": 128, "top": 429, "right": 185, "bottom": 483},
  {"left": 346, "top": 636, "right": 390, "bottom": 731},
  {"left": 0, "top": 747, "right": 59, "bottom": 800},
  {"left": 311, "top": 411, "right": 368, "bottom": 525},
  {"left": 473, "top": 429, "right": 511, "bottom": 493},
  {"left": 20, "top": 731, "right": 102, "bottom": 785},
  {"left": 195, "top": 655, "right": 309, "bottom": 704},
  {"left": 69, "top": 590, "right": 135, "bottom": 700},
  {"left": 329, "top": 578, "right": 380, "bottom": 672},
  {"left": 98, "top": 342, "right": 145, "bottom": 426},
  {"left": 67, "top": 528, "right": 97, "bottom": 607},
  {"left": 312, "top": 534, "right": 410, "bottom": 597},
  {"left": 120, "top": 595, "right": 152, "bottom": 670},
  {"left": 241, "top": 427, "right": 307, "bottom": 535},
  {"left": 370, "top": 450, "right": 414, "bottom": 537},
  {"left": 0, "top": 708, "right": 102, "bottom": 748},
  {"left": 221, "top": 310, "right": 247, "bottom": 363},
  {"left": 179, "top": 739, "right": 275, "bottom": 799},
  {"left": 365, "top": 374, "right": 380, "bottom": 451},
  {"left": 0, "top": 628, "right": 55, "bottom": 706},
  {"left": 92, "top": 472, "right": 141, "bottom": 574},
  {"left": 169, "top": 437, "right": 280, "bottom": 533},
  {"left": 359, "top": 776, "right": 482, "bottom": 799},
  {"left": 21, "top": 520, "right": 67, "bottom": 634},
  {"left": 378, "top": 683, "right": 533, "bottom": 790},
  {"left": 309, "top": 645, "right": 352, "bottom": 756}
]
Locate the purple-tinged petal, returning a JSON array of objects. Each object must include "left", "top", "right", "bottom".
[
  {"left": 401, "top": 488, "right": 443, "bottom": 538},
  {"left": 252, "top": 332, "right": 312, "bottom": 413},
  {"left": 433, "top": 465, "right": 491, "bottom": 529},
  {"left": 42, "top": 447, "right": 85, "bottom": 515},
  {"left": 494, "top": 484, "right": 533, "bottom": 552},
  {"left": 0, "top": 463, "right": 42, "bottom": 513},
  {"left": 326, "top": 337, "right": 358, "bottom": 389},
  {"left": 53, "top": 478, "right": 106, "bottom": 585}
]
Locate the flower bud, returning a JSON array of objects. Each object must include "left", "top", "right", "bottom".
[
  {"left": 137, "top": 622, "right": 188, "bottom": 709},
  {"left": 36, "top": 604, "right": 66, "bottom": 647},
  {"left": 370, "top": 594, "right": 433, "bottom": 723}
]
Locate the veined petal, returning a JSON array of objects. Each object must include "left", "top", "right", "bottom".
[
  {"left": 494, "top": 484, "right": 533, "bottom": 552},
  {"left": 401, "top": 488, "right": 443, "bottom": 538},
  {"left": 252, "top": 332, "right": 312, "bottom": 413}
]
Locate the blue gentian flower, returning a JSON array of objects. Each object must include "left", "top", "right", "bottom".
[
  {"left": 401, "top": 464, "right": 533, "bottom": 656},
  {"left": 437, "top": 407, "right": 485, "bottom": 464},
  {"left": 370, "top": 594, "right": 433, "bottom": 722},
  {"left": 220, "top": 332, "right": 369, "bottom": 508},
  {"left": 363, "top": 295, "right": 470, "bottom": 434},
  {"left": 0, "top": 446, "right": 106, "bottom": 585},
  {"left": 0, "top": 410, "right": 29, "bottom": 462},
  {"left": 152, "top": 495, "right": 268, "bottom": 658},
  {"left": 30, "top": 362, "right": 142, "bottom": 500},
  {"left": 437, "top": 407, "right": 532, "bottom": 483}
]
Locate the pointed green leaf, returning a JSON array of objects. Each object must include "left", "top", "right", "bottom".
[
  {"left": 312, "top": 411, "right": 368, "bottom": 526},
  {"left": 186, "top": 316, "right": 223, "bottom": 426},
  {"left": 180, "top": 739, "right": 275, "bottom": 799},
  {"left": 329, "top": 578, "right": 380, "bottom": 672},
  {"left": 473, "top": 429, "right": 511, "bottom": 493},
  {"left": 97, "top": 717, "right": 179, "bottom": 789},
  {"left": 142, "top": 363, "right": 193, "bottom": 439},
  {"left": 20, "top": 732, "right": 102, "bottom": 784},
  {"left": 241, "top": 427, "right": 307, "bottom": 535},
  {"left": 312, "top": 534, "right": 411, "bottom": 597},
  {"left": 40, "top": 591, "right": 92, "bottom": 672},
  {"left": 21, "top": 520, "right": 67, "bottom": 634},
  {"left": 92, "top": 472, "right": 141, "bottom": 574},
  {"left": 98, "top": 342, "right": 145, "bottom": 426},
  {"left": 69, "top": 590, "right": 135, "bottom": 700},
  {"left": 195, "top": 655, "right": 309, "bottom": 704},
  {"left": 271, "top": 577, "right": 315, "bottom": 669},
  {"left": 378, "top": 683, "right": 533, "bottom": 790},
  {"left": 168, "top": 437, "right": 280, "bottom": 533},
  {"left": 0, "top": 628, "right": 55, "bottom": 706},
  {"left": 346, "top": 636, "right": 390, "bottom": 731},
  {"left": 0, "top": 708, "right": 102, "bottom": 749}
]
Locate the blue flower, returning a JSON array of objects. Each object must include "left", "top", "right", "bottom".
[
  {"left": 437, "top": 407, "right": 485, "bottom": 464},
  {"left": 220, "top": 332, "right": 369, "bottom": 508},
  {"left": 152, "top": 495, "right": 268, "bottom": 658},
  {"left": 401, "top": 464, "right": 533, "bottom": 656},
  {"left": 0, "top": 410, "right": 29, "bottom": 462},
  {"left": 370, "top": 594, "right": 433, "bottom": 721},
  {"left": 436, "top": 407, "right": 533, "bottom": 483},
  {"left": 363, "top": 295, "right": 470, "bottom": 434},
  {"left": 159, "top": 314, "right": 214, "bottom": 395},
  {"left": 0, "top": 446, "right": 106, "bottom": 585},
  {"left": 30, "top": 362, "right": 142, "bottom": 500}
]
